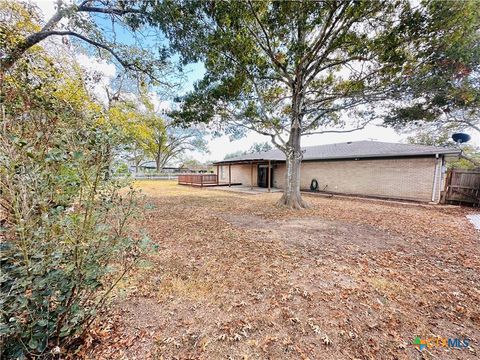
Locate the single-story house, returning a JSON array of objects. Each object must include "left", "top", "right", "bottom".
[{"left": 213, "top": 141, "right": 461, "bottom": 203}]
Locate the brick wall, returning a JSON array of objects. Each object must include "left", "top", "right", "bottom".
[{"left": 273, "top": 157, "right": 440, "bottom": 202}]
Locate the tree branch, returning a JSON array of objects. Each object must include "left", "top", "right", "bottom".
[
  {"left": 44, "top": 30, "right": 134, "bottom": 70},
  {"left": 302, "top": 119, "right": 373, "bottom": 136},
  {"left": 245, "top": 1, "right": 293, "bottom": 85},
  {"left": 77, "top": 5, "right": 143, "bottom": 16},
  {"left": 459, "top": 152, "right": 480, "bottom": 167}
]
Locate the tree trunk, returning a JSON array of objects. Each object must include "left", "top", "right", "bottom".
[
  {"left": 277, "top": 72, "right": 309, "bottom": 209},
  {"left": 277, "top": 126, "right": 308, "bottom": 209},
  {"left": 133, "top": 148, "right": 139, "bottom": 173}
]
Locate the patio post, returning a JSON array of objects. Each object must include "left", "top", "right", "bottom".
[
  {"left": 267, "top": 160, "right": 271, "bottom": 192},
  {"left": 216, "top": 164, "right": 219, "bottom": 185},
  {"left": 250, "top": 161, "right": 254, "bottom": 189},
  {"left": 228, "top": 163, "right": 231, "bottom": 187}
]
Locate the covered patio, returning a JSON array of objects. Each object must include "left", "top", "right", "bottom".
[
  {"left": 178, "top": 160, "right": 278, "bottom": 191},
  {"left": 214, "top": 159, "right": 278, "bottom": 192}
]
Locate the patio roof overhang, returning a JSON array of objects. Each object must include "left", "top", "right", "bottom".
[
  {"left": 213, "top": 158, "right": 283, "bottom": 165},
  {"left": 213, "top": 150, "right": 462, "bottom": 166}
]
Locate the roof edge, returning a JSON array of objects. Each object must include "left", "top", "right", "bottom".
[{"left": 213, "top": 149, "right": 461, "bottom": 165}]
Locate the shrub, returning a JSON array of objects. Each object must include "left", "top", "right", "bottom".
[{"left": 0, "top": 40, "right": 144, "bottom": 358}]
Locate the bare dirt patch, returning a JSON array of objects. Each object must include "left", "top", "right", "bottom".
[
  {"left": 90, "top": 181, "right": 480, "bottom": 360},
  {"left": 221, "top": 214, "right": 406, "bottom": 251}
]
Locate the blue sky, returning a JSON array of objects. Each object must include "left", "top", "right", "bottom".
[
  {"left": 87, "top": 6, "right": 207, "bottom": 96},
  {"left": 35, "top": 0, "right": 479, "bottom": 163}
]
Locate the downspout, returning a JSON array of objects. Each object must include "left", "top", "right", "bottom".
[{"left": 431, "top": 154, "right": 439, "bottom": 202}]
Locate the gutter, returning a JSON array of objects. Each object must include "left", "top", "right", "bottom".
[{"left": 431, "top": 154, "right": 440, "bottom": 202}]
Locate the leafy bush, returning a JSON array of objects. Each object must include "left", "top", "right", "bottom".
[{"left": 0, "top": 27, "right": 144, "bottom": 358}]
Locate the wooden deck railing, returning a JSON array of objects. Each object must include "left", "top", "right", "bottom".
[{"left": 178, "top": 174, "right": 218, "bottom": 187}]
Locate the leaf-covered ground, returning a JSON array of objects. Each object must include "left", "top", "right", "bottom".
[{"left": 90, "top": 181, "right": 479, "bottom": 359}]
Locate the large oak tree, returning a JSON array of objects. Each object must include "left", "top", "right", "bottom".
[{"left": 153, "top": 0, "right": 449, "bottom": 208}]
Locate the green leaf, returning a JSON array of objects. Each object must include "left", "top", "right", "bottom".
[
  {"left": 27, "top": 338, "right": 38, "bottom": 350},
  {"left": 72, "top": 151, "right": 83, "bottom": 160}
]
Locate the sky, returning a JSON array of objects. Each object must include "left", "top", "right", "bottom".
[{"left": 33, "top": 0, "right": 479, "bottom": 163}]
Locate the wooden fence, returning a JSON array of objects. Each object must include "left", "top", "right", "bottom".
[
  {"left": 178, "top": 174, "right": 218, "bottom": 187},
  {"left": 442, "top": 169, "right": 480, "bottom": 206}
]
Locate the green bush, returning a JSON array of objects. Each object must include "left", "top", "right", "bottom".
[{"left": 0, "top": 43, "right": 145, "bottom": 358}]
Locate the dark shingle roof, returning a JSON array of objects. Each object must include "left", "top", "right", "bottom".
[{"left": 214, "top": 141, "right": 460, "bottom": 164}]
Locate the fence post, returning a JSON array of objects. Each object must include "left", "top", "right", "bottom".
[{"left": 440, "top": 169, "right": 452, "bottom": 204}]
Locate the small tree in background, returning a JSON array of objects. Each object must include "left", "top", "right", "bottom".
[
  {"left": 224, "top": 142, "right": 272, "bottom": 160},
  {"left": 407, "top": 131, "right": 480, "bottom": 168},
  {"left": 108, "top": 100, "right": 155, "bottom": 173},
  {"left": 249, "top": 142, "right": 272, "bottom": 154},
  {"left": 144, "top": 116, "right": 208, "bottom": 171},
  {"left": 109, "top": 95, "right": 208, "bottom": 172}
]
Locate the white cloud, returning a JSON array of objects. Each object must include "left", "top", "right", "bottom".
[
  {"left": 148, "top": 92, "right": 171, "bottom": 114},
  {"left": 76, "top": 54, "right": 117, "bottom": 80},
  {"left": 75, "top": 54, "right": 116, "bottom": 104},
  {"left": 32, "top": 0, "right": 58, "bottom": 20}
]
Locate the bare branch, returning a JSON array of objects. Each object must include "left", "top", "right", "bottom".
[
  {"left": 299, "top": 1, "right": 348, "bottom": 71},
  {"left": 77, "top": 5, "right": 143, "bottom": 16},
  {"left": 46, "top": 31, "right": 132, "bottom": 67},
  {"left": 245, "top": 1, "right": 293, "bottom": 85},
  {"left": 302, "top": 119, "right": 373, "bottom": 136}
]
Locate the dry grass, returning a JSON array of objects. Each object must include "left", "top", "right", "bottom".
[{"left": 91, "top": 180, "right": 480, "bottom": 360}]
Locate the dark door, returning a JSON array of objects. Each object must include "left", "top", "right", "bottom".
[{"left": 257, "top": 165, "right": 273, "bottom": 188}]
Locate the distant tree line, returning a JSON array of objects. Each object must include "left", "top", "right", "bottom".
[{"left": 224, "top": 142, "right": 273, "bottom": 160}]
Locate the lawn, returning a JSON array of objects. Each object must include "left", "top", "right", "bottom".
[{"left": 91, "top": 181, "right": 479, "bottom": 359}]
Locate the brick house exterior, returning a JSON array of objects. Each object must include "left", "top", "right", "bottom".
[{"left": 214, "top": 141, "right": 460, "bottom": 203}]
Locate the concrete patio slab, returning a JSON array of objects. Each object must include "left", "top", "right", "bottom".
[
  {"left": 467, "top": 214, "right": 480, "bottom": 230},
  {"left": 207, "top": 185, "right": 282, "bottom": 194}
]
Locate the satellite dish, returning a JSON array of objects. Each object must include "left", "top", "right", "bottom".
[{"left": 452, "top": 133, "right": 471, "bottom": 144}]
